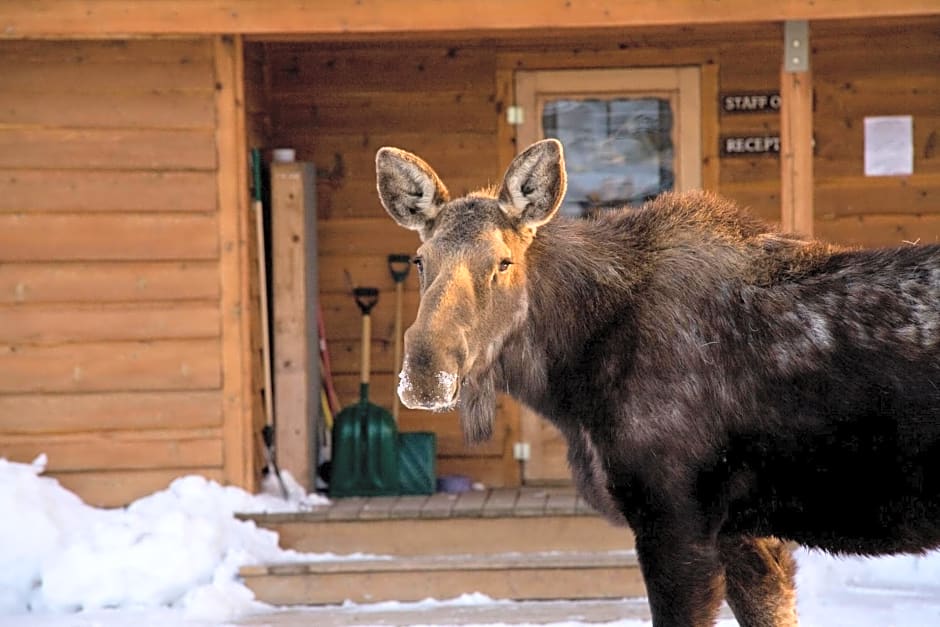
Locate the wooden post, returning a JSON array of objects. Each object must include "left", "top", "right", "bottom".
[
  {"left": 271, "top": 161, "right": 319, "bottom": 490},
  {"left": 780, "top": 20, "right": 814, "bottom": 237},
  {"left": 214, "top": 35, "right": 256, "bottom": 491}
]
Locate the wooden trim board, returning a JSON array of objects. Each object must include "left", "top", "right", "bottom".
[
  {"left": 2, "top": 1, "right": 938, "bottom": 37},
  {"left": 214, "top": 34, "right": 256, "bottom": 491}
]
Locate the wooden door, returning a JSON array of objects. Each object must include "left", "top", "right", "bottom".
[{"left": 514, "top": 67, "right": 702, "bottom": 483}]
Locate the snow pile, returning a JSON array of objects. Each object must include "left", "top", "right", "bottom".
[{"left": 0, "top": 455, "right": 331, "bottom": 620}]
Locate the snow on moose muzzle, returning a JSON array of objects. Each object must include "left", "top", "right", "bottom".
[{"left": 397, "top": 359, "right": 460, "bottom": 412}]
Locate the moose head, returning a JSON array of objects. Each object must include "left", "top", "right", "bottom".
[{"left": 376, "top": 139, "right": 567, "bottom": 442}]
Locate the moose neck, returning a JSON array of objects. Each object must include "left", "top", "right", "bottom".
[{"left": 497, "top": 214, "right": 648, "bottom": 418}]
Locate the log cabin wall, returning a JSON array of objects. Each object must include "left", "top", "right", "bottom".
[
  {"left": 0, "top": 38, "right": 256, "bottom": 506},
  {"left": 811, "top": 19, "right": 940, "bottom": 245},
  {"left": 260, "top": 40, "right": 515, "bottom": 486},
  {"left": 256, "top": 16, "right": 940, "bottom": 488}
]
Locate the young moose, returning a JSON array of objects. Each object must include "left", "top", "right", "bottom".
[{"left": 375, "top": 139, "right": 940, "bottom": 627}]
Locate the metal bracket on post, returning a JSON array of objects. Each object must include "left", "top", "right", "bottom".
[{"left": 784, "top": 20, "right": 809, "bottom": 73}]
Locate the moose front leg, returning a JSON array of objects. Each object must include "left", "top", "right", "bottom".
[
  {"left": 634, "top": 526, "right": 726, "bottom": 627},
  {"left": 718, "top": 536, "right": 798, "bottom": 627}
]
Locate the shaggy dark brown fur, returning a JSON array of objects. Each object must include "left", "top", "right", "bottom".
[{"left": 376, "top": 139, "right": 940, "bottom": 627}]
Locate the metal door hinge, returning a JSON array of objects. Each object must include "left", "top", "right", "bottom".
[
  {"left": 513, "top": 441, "right": 531, "bottom": 461},
  {"left": 506, "top": 105, "right": 525, "bottom": 126}
]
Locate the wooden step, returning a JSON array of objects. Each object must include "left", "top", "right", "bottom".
[
  {"left": 234, "top": 598, "right": 659, "bottom": 626},
  {"left": 243, "top": 512, "right": 635, "bottom": 556},
  {"left": 240, "top": 550, "right": 645, "bottom": 606},
  {"left": 239, "top": 488, "right": 636, "bottom": 556}
]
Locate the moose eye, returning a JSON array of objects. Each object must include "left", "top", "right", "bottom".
[
  {"left": 412, "top": 256, "right": 424, "bottom": 273},
  {"left": 498, "top": 259, "right": 513, "bottom": 272}
]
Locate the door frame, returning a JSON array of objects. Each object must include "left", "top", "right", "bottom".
[{"left": 513, "top": 65, "right": 704, "bottom": 483}]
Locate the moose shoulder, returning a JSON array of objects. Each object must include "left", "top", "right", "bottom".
[{"left": 375, "top": 139, "right": 940, "bottom": 627}]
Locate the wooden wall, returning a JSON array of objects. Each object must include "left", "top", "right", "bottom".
[
  {"left": 0, "top": 18, "right": 933, "bottom": 503},
  {"left": 811, "top": 20, "right": 940, "bottom": 245},
  {"left": 259, "top": 42, "right": 515, "bottom": 486},
  {"left": 0, "top": 38, "right": 256, "bottom": 506},
  {"left": 253, "top": 16, "right": 940, "bottom": 488}
]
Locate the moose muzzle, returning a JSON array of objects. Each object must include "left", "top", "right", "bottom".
[{"left": 397, "top": 327, "right": 467, "bottom": 412}]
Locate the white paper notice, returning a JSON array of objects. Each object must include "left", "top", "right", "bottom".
[{"left": 864, "top": 115, "right": 914, "bottom": 176}]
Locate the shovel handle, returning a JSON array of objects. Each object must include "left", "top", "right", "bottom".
[
  {"left": 388, "top": 254, "right": 412, "bottom": 283},
  {"left": 353, "top": 287, "right": 379, "bottom": 315}
]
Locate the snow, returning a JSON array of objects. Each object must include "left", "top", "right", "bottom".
[
  {"left": 2, "top": 455, "right": 940, "bottom": 626},
  {"left": 0, "top": 455, "right": 342, "bottom": 621}
]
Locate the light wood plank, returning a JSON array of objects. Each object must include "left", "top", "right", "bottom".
[
  {"left": 214, "top": 34, "right": 256, "bottom": 492},
  {"left": 266, "top": 46, "right": 495, "bottom": 95},
  {"left": 814, "top": 74, "right": 940, "bottom": 119},
  {"left": 358, "top": 496, "right": 399, "bottom": 520},
  {"left": 450, "top": 489, "right": 488, "bottom": 517},
  {"left": 327, "top": 496, "right": 366, "bottom": 520},
  {"left": 258, "top": 512, "right": 635, "bottom": 555},
  {"left": 815, "top": 214, "right": 940, "bottom": 247},
  {"left": 0, "top": 390, "right": 223, "bottom": 434},
  {"left": 52, "top": 467, "right": 225, "bottom": 508},
  {"left": 0, "top": 91, "right": 215, "bottom": 130},
  {"left": 271, "top": 161, "right": 318, "bottom": 491},
  {"left": 398, "top": 408, "right": 504, "bottom": 458},
  {"left": 0, "top": 261, "right": 220, "bottom": 304},
  {"left": 0, "top": 128, "right": 217, "bottom": 171},
  {"left": 514, "top": 488, "right": 549, "bottom": 517},
  {"left": 545, "top": 490, "right": 579, "bottom": 515},
  {"left": 0, "top": 213, "right": 219, "bottom": 262},
  {"left": 815, "top": 176, "right": 940, "bottom": 218},
  {"left": 0, "top": 39, "right": 212, "bottom": 66},
  {"left": 317, "top": 218, "right": 421, "bottom": 258},
  {"left": 0, "top": 338, "right": 221, "bottom": 393},
  {"left": 271, "top": 90, "right": 498, "bottom": 135},
  {"left": 481, "top": 488, "right": 519, "bottom": 518},
  {"left": 0, "top": 170, "right": 217, "bottom": 213},
  {"left": 4, "top": 1, "right": 938, "bottom": 37},
  {"left": 318, "top": 254, "right": 418, "bottom": 294},
  {"left": 700, "top": 62, "right": 720, "bottom": 191},
  {"left": 0, "top": 58, "right": 216, "bottom": 92},
  {"left": 0, "top": 302, "right": 219, "bottom": 344},
  {"left": 242, "top": 552, "right": 645, "bottom": 605},
  {"left": 419, "top": 492, "right": 458, "bottom": 519},
  {"left": 0, "top": 429, "right": 223, "bottom": 472},
  {"left": 390, "top": 495, "right": 429, "bottom": 519},
  {"left": 780, "top": 63, "right": 814, "bottom": 237}
]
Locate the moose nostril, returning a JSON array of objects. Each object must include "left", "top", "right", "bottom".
[
  {"left": 407, "top": 343, "right": 435, "bottom": 370},
  {"left": 438, "top": 371, "right": 459, "bottom": 397}
]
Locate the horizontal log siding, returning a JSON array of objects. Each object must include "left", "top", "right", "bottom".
[{"left": 0, "top": 39, "right": 230, "bottom": 506}]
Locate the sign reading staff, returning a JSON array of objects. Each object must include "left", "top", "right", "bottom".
[{"left": 721, "top": 92, "right": 781, "bottom": 114}]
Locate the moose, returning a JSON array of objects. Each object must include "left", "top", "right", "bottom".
[{"left": 375, "top": 139, "right": 940, "bottom": 627}]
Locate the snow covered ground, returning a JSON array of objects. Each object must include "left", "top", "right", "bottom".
[{"left": 2, "top": 455, "right": 940, "bottom": 626}]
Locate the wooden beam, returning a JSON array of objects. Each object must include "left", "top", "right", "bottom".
[
  {"left": 214, "top": 34, "right": 256, "bottom": 491},
  {"left": 271, "top": 161, "right": 319, "bottom": 491},
  {"left": 700, "top": 62, "right": 721, "bottom": 192},
  {"left": 2, "top": 1, "right": 938, "bottom": 38},
  {"left": 780, "top": 25, "right": 814, "bottom": 237}
]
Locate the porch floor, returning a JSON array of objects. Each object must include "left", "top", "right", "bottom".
[{"left": 287, "top": 485, "right": 599, "bottom": 522}]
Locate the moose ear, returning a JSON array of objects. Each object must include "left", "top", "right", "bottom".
[
  {"left": 498, "top": 139, "right": 567, "bottom": 229},
  {"left": 376, "top": 147, "right": 450, "bottom": 233}
]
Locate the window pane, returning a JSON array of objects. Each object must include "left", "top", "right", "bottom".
[{"left": 542, "top": 98, "right": 674, "bottom": 217}]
